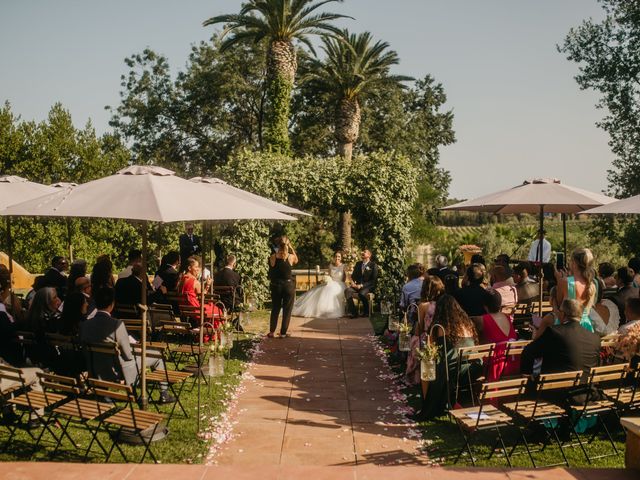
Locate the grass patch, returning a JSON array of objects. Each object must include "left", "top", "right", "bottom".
[
  {"left": 0, "top": 310, "right": 271, "bottom": 464},
  {"left": 371, "top": 317, "right": 626, "bottom": 469}
]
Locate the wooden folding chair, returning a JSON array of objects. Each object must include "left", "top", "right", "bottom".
[
  {"left": 131, "top": 344, "right": 192, "bottom": 425},
  {"left": 83, "top": 342, "right": 126, "bottom": 386},
  {"left": 13, "top": 331, "right": 37, "bottom": 366},
  {"left": 37, "top": 372, "right": 115, "bottom": 459},
  {"left": 115, "top": 304, "right": 140, "bottom": 320},
  {"left": 603, "top": 363, "right": 640, "bottom": 417},
  {"left": 454, "top": 343, "right": 495, "bottom": 406},
  {"left": 85, "top": 378, "right": 165, "bottom": 463},
  {"left": 0, "top": 364, "right": 68, "bottom": 453},
  {"left": 599, "top": 333, "right": 620, "bottom": 365},
  {"left": 568, "top": 363, "right": 628, "bottom": 463},
  {"left": 450, "top": 377, "right": 527, "bottom": 467},
  {"left": 498, "top": 340, "right": 530, "bottom": 380},
  {"left": 502, "top": 370, "right": 583, "bottom": 468}
]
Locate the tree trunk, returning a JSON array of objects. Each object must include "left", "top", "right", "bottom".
[
  {"left": 336, "top": 97, "right": 361, "bottom": 252},
  {"left": 264, "top": 40, "right": 297, "bottom": 154}
]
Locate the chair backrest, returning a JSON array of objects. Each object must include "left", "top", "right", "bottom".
[
  {"left": 44, "top": 332, "right": 75, "bottom": 349},
  {"left": 479, "top": 377, "right": 527, "bottom": 401},
  {"left": 0, "top": 364, "right": 27, "bottom": 391},
  {"left": 600, "top": 333, "right": 620, "bottom": 349},
  {"left": 115, "top": 304, "right": 139, "bottom": 319},
  {"left": 587, "top": 363, "right": 629, "bottom": 386},
  {"left": 83, "top": 341, "right": 123, "bottom": 382},
  {"left": 37, "top": 371, "right": 81, "bottom": 396},
  {"left": 457, "top": 343, "right": 495, "bottom": 362},
  {"left": 536, "top": 371, "right": 583, "bottom": 392},
  {"left": 530, "top": 300, "right": 553, "bottom": 314},
  {"left": 149, "top": 305, "right": 177, "bottom": 327},
  {"left": 86, "top": 378, "right": 136, "bottom": 403},
  {"left": 504, "top": 340, "right": 530, "bottom": 358}
]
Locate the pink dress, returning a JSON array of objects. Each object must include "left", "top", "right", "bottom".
[{"left": 481, "top": 313, "right": 519, "bottom": 381}]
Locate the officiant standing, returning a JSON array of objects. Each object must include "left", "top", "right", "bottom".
[
  {"left": 345, "top": 249, "right": 378, "bottom": 318},
  {"left": 179, "top": 223, "right": 202, "bottom": 271}
]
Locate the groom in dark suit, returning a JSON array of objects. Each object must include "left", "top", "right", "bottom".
[{"left": 345, "top": 249, "right": 378, "bottom": 318}]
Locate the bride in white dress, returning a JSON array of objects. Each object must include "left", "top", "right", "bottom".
[{"left": 292, "top": 252, "right": 347, "bottom": 318}]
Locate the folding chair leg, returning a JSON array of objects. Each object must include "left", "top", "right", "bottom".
[
  {"left": 139, "top": 423, "right": 159, "bottom": 464},
  {"left": 496, "top": 428, "right": 512, "bottom": 467},
  {"left": 520, "top": 429, "right": 536, "bottom": 468},
  {"left": 569, "top": 422, "right": 590, "bottom": 464}
]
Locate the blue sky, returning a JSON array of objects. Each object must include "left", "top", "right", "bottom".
[{"left": 1, "top": 0, "right": 611, "bottom": 198}]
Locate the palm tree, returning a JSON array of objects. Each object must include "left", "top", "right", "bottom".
[
  {"left": 305, "top": 30, "right": 410, "bottom": 250},
  {"left": 203, "top": 0, "right": 349, "bottom": 153}
]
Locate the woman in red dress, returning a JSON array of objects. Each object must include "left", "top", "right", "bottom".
[{"left": 178, "top": 256, "right": 223, "bottom": 327}]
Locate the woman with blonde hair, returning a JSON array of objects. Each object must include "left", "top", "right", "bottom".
[{"left": 554, "top": 247, "right": 596, "bottom": 332}]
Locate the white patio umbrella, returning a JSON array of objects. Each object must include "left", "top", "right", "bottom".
[
  {"left": 0, "top": 176, "right": 57, "bottom": 283},
  {"left": 51, "top": 182, "right": 78, "bottom": 261},
  {"left": 442, "top": 178, "right": 616, "bottom": 313},
  {"left": 581, "top": 194, "right": 640, "bottom": 215},
  {"left": 189, "top": 177, "right": 310, "bottom": 216},
  {"left": 1, "top": 166, "right": 296, "bottom": 411}
]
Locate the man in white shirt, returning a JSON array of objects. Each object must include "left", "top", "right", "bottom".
[
  {"left": 118, "top": 249, "right": 142, "bottom": 279},
  {"left": 527, "top": 229, "right": 551, "bottom": 263}
]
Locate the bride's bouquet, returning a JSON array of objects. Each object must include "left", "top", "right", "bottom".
[{"left": 321, "top": 273, "right": 332, "bottom": 284}]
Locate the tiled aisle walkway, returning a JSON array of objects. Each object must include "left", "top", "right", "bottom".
[{"left": 214, "top": 316, "right": 426, "bottom": 466}]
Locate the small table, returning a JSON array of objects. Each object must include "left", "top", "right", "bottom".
[{"left": 621, "top": 417, "right": 640, "bottom": 469}]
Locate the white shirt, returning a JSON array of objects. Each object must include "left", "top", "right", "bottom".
[
  {"left": 527, "top": 238, "right": 552, "bottom": 263},
  {"left": 118, "top": 265, "right": 133, "bottom": 280}
]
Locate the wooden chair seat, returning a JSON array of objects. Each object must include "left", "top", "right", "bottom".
[
  {"left": 170, "top": 344, "right": 207, "bottom": 355},
  {"left": 9, "top": 391, "right": 66, "bottom": 409},
  {"left": 450, "top": 405, "right": 512, "bottom": 430},
  {"left": 502, "top": 399, "right": 566, "bottom": 418},
  {"left": 53, "top": 399, "right": 114, "bottom": 420},
  {"left": 603, "top": 387, "right": 636, "bottom": 404},
  {"left": 567, "top": 399, "right": 615, "bottom": 412},
  {"left": 146, "top": 370, "right": 193, "bottom": 383},
  {"left": 103, "top": 409, "right": 164, "bottom": 430}
]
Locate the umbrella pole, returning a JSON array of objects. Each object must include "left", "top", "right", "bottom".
[
  {"left": 197, "top": 220, "right": 207, "bottom": 434},
  {"left": 538, "top": 206, "right": 544, "bottom": 317},
  {"left": 140, "top": 220, "right": 149, "bottom": 410},
  {"left": 6, "top": 217, "right": 13, "bottom": 291},
  {"left": 562, "top": 213, "right": 567, "bottom": 262},
  {"left": 66, "top": 218, "right": 74, "bottom": 262}
]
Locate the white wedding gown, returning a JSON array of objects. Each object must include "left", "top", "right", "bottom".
[{"left": 292, "top": 264, "right": 347, "bottom": 318}]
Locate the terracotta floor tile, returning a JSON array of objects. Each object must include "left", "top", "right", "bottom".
[
  {"left": 280, "top": 451, "right": 357, "bottom": 466},
  {"left": 277, "top": 466, "right": 356, "bottom": 480},
  {"left": 202, "top": 466, "right": 280, "bottom": 480},
  {"left": 0, "top": 463, "right": 135, "bottom": 480},
  {"left": 289, "top": 397, "right": 350, "bottom": 411},
  {"left": 130, "top": 465, "right": 207, "bottom": 480}
]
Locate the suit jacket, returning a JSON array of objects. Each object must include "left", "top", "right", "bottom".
[
  {"left": 521, "top": 320, "right": 600, "bottom": 377},
  {"left": 157, "top": 264, "right": 180, "bottom": 292},
  {"left": 114, "top": 275, "right": 150, "bottom": 306},
  {"left": 351, "top": 261, "right": 378, "bottom": 290},
  {"left": 213, "top": 267, "right": 243, "bottom": 311},
  {"left": 179, "top": 233, "right": 202, "bottom": 265},
  {"left": 79, "top": 311, "right": 134, "bottom": 383},
  {"left": 43, "top": 267, "right": 67, "bottom": 299}
]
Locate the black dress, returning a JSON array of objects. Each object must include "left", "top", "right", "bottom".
[{"left": 269, "top": 256, "right": 295, "bottom": 335}]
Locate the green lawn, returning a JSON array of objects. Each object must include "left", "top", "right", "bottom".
[
  {"left": 0, "top": 310, "right": 271, "bottom": 464},
  {"left": 370, "top": 313, "right": 626, "bottom": 469}
]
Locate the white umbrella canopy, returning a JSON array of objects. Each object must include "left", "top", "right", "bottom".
[
  {"left": 0, "top": 175, "right": 57, "bottom": 210},
  {"left": 190, "top": 177, "right": 310, "bottom": 216},
  {"left": 581, "top": 194, "right": 640, "bottom": 215},
  {"left": 2, "top": 166, "right": 295, "bottom": 222},
  {"left": 1, "top": 176, "right": 58, "bottom": 278},
  {"left": 442, "top": 178, "right": 616, "bottom": 214}
]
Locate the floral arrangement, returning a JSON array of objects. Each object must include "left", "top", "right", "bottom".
[
  {"left": 616, "top": 324, "right": 640, "bottom": 360},
  {"left": 414, "top": 341, "right": 440, "bottom": 361},
  {"left": 398, "top": 322, "right": 412, "bottom": 334},
  {"left": 235, "top": 302, "right": 249, "bottom": 313}
]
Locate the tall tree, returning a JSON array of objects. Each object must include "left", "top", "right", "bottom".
[
  {"left": 203, "top": 0, "right": 349, "bottom": 153},
  {"left": 303, "top": 29, "right": 410, "bottom": 251}
]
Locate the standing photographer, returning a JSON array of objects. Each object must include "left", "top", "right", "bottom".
[{"left": 268, "top": 236, "right": 298, "bottom": 338}]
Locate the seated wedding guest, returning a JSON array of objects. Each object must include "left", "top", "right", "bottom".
[
  {"left": 91, "top": 255, "right": 114, "bottom": 289},
  {"left": 619, "top": 297, "right": 640, "bottom": 334},
  {"left": 178, "top": 256, "right": 222, "bottom": 324},
  {"left": 154, "top": 251, "right": 181, "bottom": 292},
  {"left": 493, "top": 254, "right": 512, "bottom": 272},
  {"left": 25, "top": 287, "right": 62, "bottom": 366},
  {"left": 522, "top": 299, "right": 600, "bottom": 378},
  {"left": 213, "top": 254, "right": 243, "bottom": 312},
  {"left": 406, "top": 275, "right": 446, "bottom": 388},
  {"left": 454, "top": 263, "right": 492, "bottom": 317},
  {"left": 0, "top": 267, "right": 21, "bottom": 366},
  {"left": 590, "top": 278, "right": 620, "bottom": 337},
  {"left": 427, "top": 255, "right": 457, "bottom": 283},
  {"left": 58, "top": 291, "right": 89, "bottom": 336},
  {"left": 79, "top": 286, "right": 174, "bottom": 403},
  {"left": 471, "top": 289, "right": 519, "bottom": 381},
  {"left": 400, "top": 263, "right": 424, "bottom": 324},
  {"left": 554, "top": 248, "right": 596, "bottom": 333},
  {"left": 629, "top": 257, "right": 640, "bottom": 288},
  {"left": 0, "top": 265, "right": 24, "bottom": 324},
  {"left": 513, "top": 262, "right": 539, "bottom": 304},
  {"left": 117, "top": 249, "right": 142, "bottom": 280},
  {"left": 598, "top": 262, "right": 617, "bottom": 290},
  {"left": 25, "top": 275, "right": 46, "bottom": 308},
  {"left": 42, "top": 256, "right": 69, "bottom": 301},
  {"left": 490, "top": 265, "right": 518, "bottom": 312},
  {"left": 66, "top": 259, "right": 88, "bottom": 293},
  {"left": 412, "top": 295, "right": 479, "bottom": 420},
  {"left": 612, "top": 266, "right": 639, "bottom": 325},
  {"left": 115, "top": 263, "right": 152, "bottom": 306}
]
